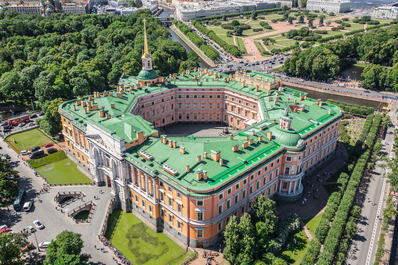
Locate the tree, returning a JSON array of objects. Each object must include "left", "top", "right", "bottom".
[
  {"left": 39, "top": 98, "right": 63, "bottom": 137},
  {"left": 0, "top": 71, "right": 22, "bottom": 101},
  {"left": 251, "top": 11, "right": 258, "bottom": 20},
  {"left": 319, "top": 15, "right": 325, "bottom": 27},
  {"left": 238, "top": 213, "right": 256, "bottom": 265},
  {"left": 223, "top": 216, "right": 241, "bottom": 264},
  {"left": 288, "top": 17, "right": 294, "bottom": 24},
  {"left": 0, "top": 232, "right": 26, "bottom": 265},
  {"left": 299, "top": 0, "right": 307, "bottom": 8},
  {"left": 299, "top": 15, "right": 304, "bottom": 24},
  {"left": 44, "top": 231, "right": 88, "bottom": 265},
  {"left": 0, "top": 157, "right": 19, "bottom": 207}
]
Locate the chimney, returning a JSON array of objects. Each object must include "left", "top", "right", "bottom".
[
  {"left": 83, "top": 108, "right": 88, "bottom": 114},
  {"left": 76, "top": 100, "right": 81, "bottom": 106},
  {"left": 211, "top": 150, "right": 221, "bottom": 162},
  {"left": 229, "top": 135, "right": 234, "bottom": 140},
  {"left": 219, "top": 158, "right": 224, "bottom": 166},
  {"left": 82, "top": 101, "right": 87, "bottom": 107},
  {"left": 117, "top": 93, "right": 123, "bottom": 98},
  {"left": 185, "top": 165, "right": 190, "bottom": 173},
  {"left": 249, "top": 139, "right": 254, "bottom": 145},
  {"left": 203, "top": 152, "right": 208, "bottom": 159},
  {"left": 196, "top": 171, "right": 203, "bottom": 181},
  {"left": 203, "top": 171, "right": 208, "bottom": 180},
  {"left": 161, "top": 135, "right": 167, "bottom": 144},
  {"left": 169, "top": 140, "right": 173, "bottom": 148},
  {"left": 172, "top": 141, "right": 177, "bottom": 148},
  {"left": 73, "top": 104, "right": 76, "bottom": 111},
  {"left": 258, "top": 135, "right": 263, "bottom": 142},
  {"left": 179, "top": 146, "right": 186, "bottom": 154},
  {"left": 99, "top": 109, "right": 105, "bottom": 118},
  {"left": 197, "top": 155, "right": 202, "bottom": 162},
  {"left": 267, "top": 132, "right": 272, "bottom": 140},
  {"left": 136, "top": 131, "right": 144, "bottom": 141},
  {"left": 245, "top": 136, "right": 249, "bottom": 141},
  {"left": 106, "top": 114, "right": 111, "bottom": 119},
  {"left": 232, "top": 144, "right": 239, "bottom": 152},
  {"left": 242, "top": 141, "right": 249, "bottom": 149}
]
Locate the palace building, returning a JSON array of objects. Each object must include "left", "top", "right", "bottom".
[{"left": 59, "top": 21, "right": 342, "bottom": 248}]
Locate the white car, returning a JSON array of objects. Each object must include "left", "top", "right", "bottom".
[
  {"left": 20, "top": 150, "right": 30, "bottom": 155},
  {"left": 39, "top": 242, "right": 51, "bottom": 248},
  {"left": 0, "top": 225, "right": 7, "bottom": 230},
  {"left": 33, "top": 220, "right": 45, "bottom": 230}
]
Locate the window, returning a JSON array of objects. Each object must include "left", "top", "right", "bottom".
[
  {"left": 250, "top": 175, "right": 254, "bottom": 180},
  {"left": 177, "top": 204, "right": 182, "bottom": 212},
  {"left": 258, "top": 171, "right": 261, "bottom": 176},
  {"left": 235, "top": 195, "right": 238, "bottom": 204},
  {"left": 242, "top": 191, "right": 246, "bottom": 199},
  {"left": 243, "top": 179, "right": 247, "bottom": 185},
  {"left": 227, "top": 200, "right": 231, "bottom": 209},
  {"left": 197, "top": 200, "right": 204, "bottom": 206},
  {"left": 235, "top": 184, "right": 240, "bottom": 190},
  {"left": 160, "top": 209, "right": 164, "bottom": 217},
  {"left": 149, "top": 205, "right": 152, "bottom": 212},
  {"left": 177, "top": 192, "right": 181, "bottom": 198},
  {"left": 287, "top": 156, "right": 292, "bottom": 162},
  {"left": 197, "top": 212, "right": 203, "bottom": 221},
  {"left": 285, "top": 167, "right": 290, "bottom": 175},
  {"left": 197, "top": 229, "right": 203, "bottom": 238},
  {"left": 256, "top": 182, "right": 260, "bottom": 189},
  {"left": 160, "top": 192, "right": 164, "bottom": 201},
  {"left": 227, "top": 188, "right": 232, "bottom": 195},
  {"left": 218, "top": 205, "right": 223, "bottom": 214},
  {"left": 142, "top": 200, "right": 145, "bottom": 207},
  {"left": 218, "top": 222, "right": 222, "bottom": 231},
  {"left": 219, "top": 193, "right": 224, "bottom": 200},
  {"left": 169, "top": 214, "right": 173, "bottom": 222},
  {"left": 168, "top": 197, "right": 172, "bottom": 206},
  {"left": 135, "top": 195, "right": 138, "bottom": 201},
  {"left": 168, "top": 186, "right": 172, "bottom": 192},
  {"left": 178, "top": 221, "right": 182, "bottom": 229},
  {"left": 250, "top": 187, "right": 253, "bottom": 194}
]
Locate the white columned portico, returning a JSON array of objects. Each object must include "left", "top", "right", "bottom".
[{"left": 288, "top": 181, "right": 292, "bottom": 194}]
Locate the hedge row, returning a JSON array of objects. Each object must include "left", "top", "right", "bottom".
[
  {"left": 326, "top": 99, "right": 375, "bottom": 116},
  {"left": 300, "top": 114, "right": 383, "bottom": 265},
  {"left": 317, "top": 114, "right": 382, "bottom": 265},
  {"left": 194, "top": 8, "right": 282, "bottom": 21},
  {"left": 192, "top": 20, "right": 241, "bottom": 57},
  {"left": 173, "top": 20, "right": 220, "bottom": 61}
]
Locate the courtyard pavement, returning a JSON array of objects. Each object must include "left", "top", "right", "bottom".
[{"left": 0, "top": 138, "right": 116, "bottom": 265}]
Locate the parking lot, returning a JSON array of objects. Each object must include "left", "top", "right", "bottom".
[{"left": 0, "top": 138, "right": 116, "bottom": 264}]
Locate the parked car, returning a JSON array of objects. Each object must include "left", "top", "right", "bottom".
[
  {"left": 20, "top": 150, "right": 31, "bottom": 155},
  {"left": 30, "top": 146, "right": 40, "bottom": 152},
  {"left": 30, "top": 150, "right": 44, "bottom": 159},
  {"left": 44, "top": 143, "right": 54, "bottom": 148},
  {"left": 23, "top": 201, "right": 33, "bottom": 212},
  {"left": 33, "top": 220, "right": 44, "bottom": 230},
  {"left": 26, "top": 226, "right": 36, "bottom": 233},
  {"left": 29, "top": 114, "right": 38, "bottom": 119},
  {"left": 39, "top": 242, "right": 51, "bottom": 249},
  {"left": 0, "top": 225, "right": 7, "bottom": 230},
  {"left": 47, "top": 148, "right": 58, "bottom": 154},
  {"left": 0, "top": 227, "right": 12, "bottom": 233}
]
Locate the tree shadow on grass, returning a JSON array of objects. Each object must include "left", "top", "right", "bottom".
[
  {"left": 278, "top": 232, "right": 308, "bottom": 264},
  {"left": 126, "top": 222, "right": 169, "bottom": 264}
]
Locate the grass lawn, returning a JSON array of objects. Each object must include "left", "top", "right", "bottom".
[
  {"left": 35, "top": 154, "right": 92, "bottom": 185},
  {"left": 280, "top": 230, "right": 309, "bottom": 265},
  {"left": 106, "top": 210, "right": 194, "bottom": 265},
  {"left": 306, "top": 212, "right": 323, "bottom": 236},
  {"left": 236, "top": 37, "right": 247, "bottom": 55},
  {"left": 6, "top": 128, "right": 54, "bottom": 152},
  {"left": 28, "top": 151, "right": 67, "bottom": 168}
]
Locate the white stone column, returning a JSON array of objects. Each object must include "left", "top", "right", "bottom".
[
  {"left": 137, "top": 169, "right": 141, "bottom": 188},
  {"left": 299, "top": 178, "right": 302, "bottom": 189},
  {"left": 278, "top": 181, "right": 282, "bottom": 192},
  {"left": 288, "top": 181, "right": 292, "bottom": 194},
  {"left": 293, "top": 181, "right": 298, "bottom": 193}
]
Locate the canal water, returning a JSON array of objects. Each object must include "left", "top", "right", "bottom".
[
  {"left": 293, "top": 86, "right": 384, "bottom": 108},
  {"left": 168, "top": 28, "right": 209, "bottom": 68}
]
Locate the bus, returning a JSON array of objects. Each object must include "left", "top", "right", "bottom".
[{"left": 13, "top": 189, "right": 25, "bottom": 211}]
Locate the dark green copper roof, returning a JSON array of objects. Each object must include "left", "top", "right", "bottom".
[{"left": 137, "top": 69, "right": 159, "bottom": 81}]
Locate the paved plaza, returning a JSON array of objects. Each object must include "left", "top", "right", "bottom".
[{"left": 0, "top": 139, "right": 116, "bottom": 265}]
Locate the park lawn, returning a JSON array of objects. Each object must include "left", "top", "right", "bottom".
[
  {"left": 107, "top": 210, "right": 193, "bottom": 265},
  {"left": 6, "top": 128, "right": 54, "bottom": 152},
  {"left": 28, "top": 151, "right": 67, "bottom": 168},
  {"left": 280, "top": 230, "right": 309, "bottom": 265},
  {"left": 206, "top": 25, "right": 235, "bottom": 45},
  {"left": 306, "top": 212, "right": 324, "bottom": 236},
  {"left": 35, "top": 157, "right": 92, "bottom": 185}
]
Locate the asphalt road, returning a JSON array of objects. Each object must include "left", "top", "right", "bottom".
[{"left": 0, "top": 139, "right": 115, "bottom": 265}]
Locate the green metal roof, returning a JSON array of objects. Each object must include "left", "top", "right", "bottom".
[
  {"left": 59, "top": 71, "right": 342, "bottom": 195},
  {"left": 137, "top": 69, "right": 159, "bottom": 81}
]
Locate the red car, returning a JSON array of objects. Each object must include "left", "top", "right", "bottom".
[
  {"left": 0, "top": 227, "right": 12, "bottom": 233},
  {"left": 44, "top": 143, "right": 54, "bottom": 148}
]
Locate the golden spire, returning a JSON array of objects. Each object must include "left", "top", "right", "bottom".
[{"left": 142, "top": 19, "right": 150, "bottom": 58}]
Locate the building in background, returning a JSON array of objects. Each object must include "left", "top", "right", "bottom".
[
  {"left": 0, "top": 0, "right": 43, "bottom": 14},
  {"left": 59, "top": 21, "right": 342, "bottom": 248},
  {"left": 372, "top": 4, "right": 398, "bottom": 20},
  {"left": 175, "top": 0, "right": 281, "bottom": 21},
  {"left": 306, "top": 0, "right": 351, "bottom": 13}
]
